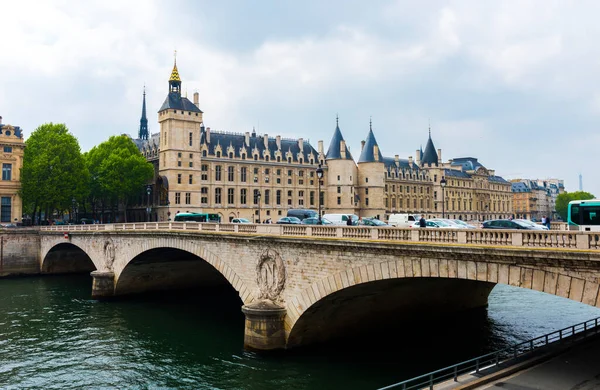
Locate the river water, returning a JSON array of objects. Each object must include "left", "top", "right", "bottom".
[{"left": 0, "top": 275, "right": 599, "bottom": 390}]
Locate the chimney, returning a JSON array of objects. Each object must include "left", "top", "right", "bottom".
[
  {"left": 361, "top": 140, "right": 365, "bottom": 151},
  {"left": 408, "top": 156, "right": 413, "bottom": 167},
  {"left": 437, "top": 148, "right": 442, "bottom": 161},
  {"left": 318, "top": 140, "right": 324, "bottom": 154},
  {"left": 206, "top": 127, "right": 211, "bottom": 144},
  {"left": 340, "top": 140, "right": 347, "bottom": 158},
  {"left": 245, "top": 132, "right": 250, "bottom": 147},
  {"left": 264, "top": 134, "right": 269, "bottom": 149},
  {"left": 373, "top": 145, "right": 380, "bottom": 161},
  {"left": 193, "top": 92, "right": 199, "bottom": 108},
  {"left": 394, "top": 155, "right": 399, "bottom": 167},
  {"left": 416, "top": 149, "right": 421, "bottom": 165},
  {"left": 298, "top": 138, "right": 304, "bottom": 152},
  {"left": 276, "top": 135, "right": 281, "bottom": 150}
]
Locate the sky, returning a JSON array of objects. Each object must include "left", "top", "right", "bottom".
[{"left": 0, "top": 0, "right": 598, "bottom": 196}]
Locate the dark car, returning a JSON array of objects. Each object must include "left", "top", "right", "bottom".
[
  {"left": 301, "top": 217, "right": 333, "bottom": 225},
  {"left": 276, "top": 217, "right": 301, "bottom": 225},
  {"left": 359, "top": 218, "right": 388, "bottom": 227},
  {"left": 287, "top": 209, "right": 318, "bottom": 221},
  {"left": 482, "top": 219, "right": 534, "bottom": 230}
]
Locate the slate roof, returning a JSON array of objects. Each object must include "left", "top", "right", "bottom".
[
  {"left": 201, "top": 130, "right": 319, "bottom": 162},
  {"left": 444, "top": 168, "right": 471, "bottom": 178},
  {"left": 383, "top": 157, "right": 420, "bottom": 172},
  {"left": 451, "top": 157, "right": 484, "bottom": 172},
  {"left": 489, "top": 175, "right": 509, "bottom": 184},
  {"left": 358, "top": 128, "right": 384, "bottom": 163},
  {"left": 159, "top": 93, "right": 203, "bottom": 113},
  {"left": 512, "top": 182, "right": 530, "bottom": 192},
  {"left": 421, "top": 134, "right": 438, "bottom": 165},
  {"left": 325, "top": 124, "right": 353, "bottom": 160},
  {"left": 0, "top": 124, "right": 23, "bottom": 138}
]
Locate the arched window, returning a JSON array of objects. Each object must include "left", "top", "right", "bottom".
[
  {"left": 229, "top": 152, "right": 233, "bottom": 158},
  {"left": 202, "top": 150, "right": 207, "bottom": 157},
  {"left": 216, "top": 151, "right": 221, "bottom": 158}
]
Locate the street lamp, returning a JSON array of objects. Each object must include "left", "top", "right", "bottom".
[
  {"left": 71, "top": 198, "right": 77, "bottom": 224},
  {"left": 316, "top": 164, "right": 324, "bottom": 225},
  {"left": 440, "top": 176, "right": 447, "bottom": 218},
  {"left": 146, "top": 185, "right": 151, "bottom": 222},
  {"left": 257, "top": 191, "right": 261, "bottom": 224}
]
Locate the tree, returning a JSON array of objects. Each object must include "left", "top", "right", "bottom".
[
  {"left": 20, "top": 123, "right": 89, "bottom": 224},
  {"left": 555, "top": 191, "right": 595, "bottom": 221},
  {"left": 85, "top": 135, "right": 153, "bottom": 222}
]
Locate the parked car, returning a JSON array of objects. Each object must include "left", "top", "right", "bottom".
[
  {"left": 451, "top": 219, "right": 477, "bottom": 229},
  {"left": 231, "top": 218, "right": 251, "bottom": 224},
  {"left": 482, "top": 219, "right": 538, "bottom": 230},
  {"left": 388, "top": 214, "right": 419, "bottom": 227},
  {"left": 301, "top": 217, "right": 333, "bottom": 225},
  {"left": 360, "top": 218, "right": 388, "bottom": 227},
  {"left": 287, "top": 209, "right": 318, "bottom": 221},
  {"left": 514, "top": 219, "right": 549, "bottom": 230},
  {"left": 411, "top": 219, "right": 458, "bottom": 228},
  {"left": 322, "top": 214, "right": 359, "bottom": 226},
  {"left": 430, "top": 219, "right": 460, "bottom": 229},
  {"left": 276, "top": 217, "right": 301, "bottom": 225}
]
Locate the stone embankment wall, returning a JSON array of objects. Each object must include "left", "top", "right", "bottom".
[{"left": 0, "top": 229, "right": 40, "bottom": 276}]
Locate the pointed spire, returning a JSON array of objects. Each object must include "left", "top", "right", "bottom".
[
  {"left": 358, "top": 118, "right": 383, "bottom": 163},
  {"left": 370, "top": 116, "right": 372, "bottom": 131},
  {"left": 326, "top": 115, "right": 353, "bottom": 160},
  {"left": 139, "top": 86, "right": 149, "bottom": 140},
  {"left": 336, "top": 113, "right": 339, "bottom": 128},
  {"left": 169, "top": 51, "right": 181, "bottom": 82},
  {"left": 421, "top": 123, "right": 438, "bottom": 165}
]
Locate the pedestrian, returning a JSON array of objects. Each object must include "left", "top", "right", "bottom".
[
  {"left": 546, "top": 215, "right": 551, "bottom": 229},
  {"left": 419, "top": 216, "right": 427, "bottom": 228},
  {"left": 541, "top": 216, "right": 547, "bottom": 225},
  {"left": 346, "top": 216, "right": 353, "bottom": 226}
]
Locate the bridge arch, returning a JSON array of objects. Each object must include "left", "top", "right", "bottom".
[
  {"left": 115, "top": 237, "right": 255, "bottom": 305},
  {"left": 41, "top": 242, "right": 97, "bottom": 274},
  {"left": 285, "top": 258, "right": 600, "bottom": 347}
]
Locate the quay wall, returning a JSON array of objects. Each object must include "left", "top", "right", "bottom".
[{"left": 0, "top": 229, "right": 40, "bottom": 276}]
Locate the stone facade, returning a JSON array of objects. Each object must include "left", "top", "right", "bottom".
[
  {"left": 133, "top": 62, "right": 511, "bottom": 223},
  {"left": 511, "top": 178, "right": 565, "bottom": 221},
  {"left": 0, "top": 116, "right": 24, "bottom": 224}
]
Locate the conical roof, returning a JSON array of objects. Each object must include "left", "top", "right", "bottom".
[
  {"left": 421, "top": 129, "right": 438, "bottom": 165},
  {"left": 358, "top": 127, "right": 383, "bottom": 163},
  {"left": 325, "top": 119, "right": 353, "bottom": 160}
]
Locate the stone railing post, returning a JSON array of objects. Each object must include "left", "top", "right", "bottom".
[
  {"left": 104, "top": 224, "right": 115, "bottom": 231},
  {"left": 306, "top": 226, "right": 313, "bottom": 236},
  {"left": 576, "top": 233, "right": 590, "bottom": 249},
  {"left": 410, "top": 229, "right": 420, "bottom": 242},
  {"left": 511, "top": 232, "right": 523, "bottom": 246},
  {"left": 234, "top": 225, "right": 239, "bottom": 233},
  {"left": 371, "top": 228, "right": 378, "bottom": 239},
  {"left": 457, "top": 230, "right": 467, "bottom": 244},
  {"left": 336, "top": 227, "right": 344, "bottom": 238}
]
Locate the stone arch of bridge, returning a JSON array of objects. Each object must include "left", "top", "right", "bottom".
[
  {"left": 285, "top": 258, "right": 600, "bottom": 348},
  {"left": 115, "top": 238, "right": 255, "bottom": 305},
  {"left": 40, "top": 239, "right": 102, "bottom": 273}
]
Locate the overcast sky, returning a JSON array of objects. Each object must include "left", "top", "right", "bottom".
[{"left": 1, "top": 0, "right": 598, "bottom": 196}]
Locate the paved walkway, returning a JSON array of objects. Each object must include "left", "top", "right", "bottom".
[{"left": 477, "top": 335, "right": 600, "bottom": 390}]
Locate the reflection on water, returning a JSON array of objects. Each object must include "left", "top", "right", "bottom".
[{"left": 0, "top": 275, "right": 598, "bottom": 389}]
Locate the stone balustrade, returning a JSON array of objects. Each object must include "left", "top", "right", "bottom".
[{"left": 41, "top": 223, "right": 600, "bottom": 250}]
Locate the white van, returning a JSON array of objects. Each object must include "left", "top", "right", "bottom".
[
  {"left": 388, "top": 214, "right": 419, "bottom": 228},
  {"left": 322, "top": 214, "right": 359, "bottom": 226}
]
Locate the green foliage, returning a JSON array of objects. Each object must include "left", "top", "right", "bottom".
[
  {"left": 555, "top": 191, "right": 595, "bottom": 220},
  {"left": 20, "top": 123, "right": 89, "bottom": 217},
  {"left": 85, "top": 135, "right": 154, "bottom": 221}
]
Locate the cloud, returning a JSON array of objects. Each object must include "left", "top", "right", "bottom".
[{"left": 0, "top": 0, "right": 599, "bottom": 196}]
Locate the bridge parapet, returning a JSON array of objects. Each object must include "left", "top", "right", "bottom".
[{"left": 41, "top": 223, "right": 600, "bottom": 250}]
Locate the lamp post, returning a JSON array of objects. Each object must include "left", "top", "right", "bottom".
[
  {"left": 257, "top": 191, "right": 261, "bottom": 224},
  {"left": 440, "top": 176, "right": 447, "bottom": 218},
  {"left": 316, "top": 164, "right": 324, "bottom": 225},
  {"left": 71, "top": 198, "right": 76, "bottom": 224},
  {"left": 146, "top": 185, "right": 151, "bottom": 222}
]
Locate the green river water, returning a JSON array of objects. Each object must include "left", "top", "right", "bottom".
[{"left": 0, "top": 275, "right": 599, "bottom": 389}]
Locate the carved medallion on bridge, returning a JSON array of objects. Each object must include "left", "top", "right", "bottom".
[
  {"left": 256, "top": 249, "right": 286, "bottom": 301},
  {"left": 104, "top": 239, "right": 115, "bottom": 270}
]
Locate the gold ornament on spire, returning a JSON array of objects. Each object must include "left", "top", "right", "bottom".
[{"left": 169, "top": 50, "right": 181, "bottom": 82}]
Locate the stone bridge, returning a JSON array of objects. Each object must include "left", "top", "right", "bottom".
[{"left": 39, "top": 223, "right": 600, "bottom": 350}]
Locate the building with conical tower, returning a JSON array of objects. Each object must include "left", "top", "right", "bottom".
[
  {"left": 132, "top": 56, "right": 512, "bottom": 223},
  {"left": 325, "top": 117, "right": 357, "bottom": 215}
]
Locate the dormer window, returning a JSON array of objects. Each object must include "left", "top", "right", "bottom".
[
  {"left": 277, "top": 156, "right": 281, "bottom": 162},
  {"left": 229, "top": 152, "right": 233, "bottom": 158},
  {"left": 265, "top": 155, "right": 270, "bottom": 161},
  {"left": 288, "top": 157, "right": 292, "bottom": 164},
  {"left": 254, "top": 154, "right": 258, "bottom": 161},
  {"left": 216, "top": 151, "right": 221, "bottom": 158},
  {"left": 202, "top": 150, "right": 207, "bottom": 157}
]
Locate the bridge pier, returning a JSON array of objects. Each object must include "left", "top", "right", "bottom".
[
  {"left": 242, "top": 300, "right": 287, "bottom": 351},
  {"left": 90, "top": 271, "right": 115, "bottom": 300}
]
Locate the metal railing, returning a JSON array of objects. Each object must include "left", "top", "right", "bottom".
[
  {"left": 378, "top": 316, "right": 600, "bottom": 390},
  {"left": 39, "top": 222, "right": 600, "bottom": 250}
]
